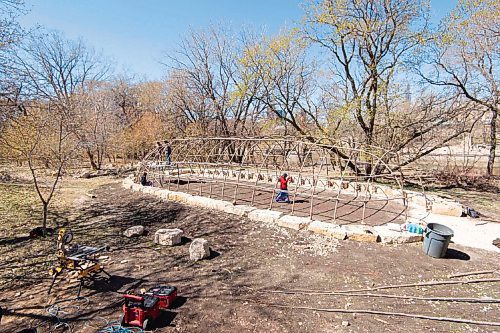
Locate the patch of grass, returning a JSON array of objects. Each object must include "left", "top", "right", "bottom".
[
  {"left": 430, "top": 187, "right": 500, "bottom": 220},
  {"left": 0, "top": 184, "right": 41, "bottom": 236}
]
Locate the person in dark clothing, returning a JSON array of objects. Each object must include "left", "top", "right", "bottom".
[
  {"left": 275, "top": 173, "right": 292, "bottom": 203},
  {"left": 163, "top": 140, "right": 172, "bottom": 165},
  {"left": 140, "top": 172, "right": 152, "bottom": 186}
]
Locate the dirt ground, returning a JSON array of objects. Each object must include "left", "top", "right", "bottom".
[{"left": 0, "top": 170, "right": 499, "bottom": 333}]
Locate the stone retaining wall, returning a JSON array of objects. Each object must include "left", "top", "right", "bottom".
[
  {"left": 147, "top": 166, "right": 464, "bottom": 217},
  {"left": 122, "top": 177, "right": 423, "bottom": 245}
]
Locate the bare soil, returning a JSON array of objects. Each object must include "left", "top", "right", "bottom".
[
  {"left": 165, "top": 179, "right": 406, "bottom": 226},
  {"left": 0, "top": 171, "right": 499, "bottom": 333}
]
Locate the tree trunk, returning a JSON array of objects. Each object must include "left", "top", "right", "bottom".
[
  {"left": 42, "top": 201, "right": 48, "bottom": 236},
  {"left": 487, "top": 110, "right": 497, "bottom": 176},
  {"left": 86, "top": 148, "right": 98, "bottom": 170}
]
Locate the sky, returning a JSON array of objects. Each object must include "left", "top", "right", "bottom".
[{"left": 19, "top": 0, "right": 457, "bottom": 81}]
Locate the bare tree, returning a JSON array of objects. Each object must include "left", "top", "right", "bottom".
[
  {"left": 0, "top": 103, "right": 79, "bottom": 233},
  {"left": 163, "top": 69, "right": 213, "bottom": 136},
  {"left": 243, "top": 0, "right": 482, "bottom": 174},
  {"left": 243, "top": 31, "right": 328, "bottom": 137},
  {"left": 0, "top": 0, "right": 25, "bottom": 72},
  {"left": 111, "top": 75, "right": 140, "bottom": 126},
  {"left": 165, "top": 27, "right": 264, "bottom": 138},
  {"left": 0, "top": 0, "right": 26, "bottom": 128},
  {"left": 74, "top": 81, "right": 118, "bottom": 169},
  {"left": 303, "top": 0, "right": 430, "bottom": 147},
  {"left": 418, "top": 0, "right": 499, "bottom": 175}
]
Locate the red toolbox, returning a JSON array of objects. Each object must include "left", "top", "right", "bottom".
[{"left": 145, "top": 285, "right": 178, "bottom": 310}]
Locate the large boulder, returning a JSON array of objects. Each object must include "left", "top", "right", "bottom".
[
  {"left": 157, "top": 189, "right": 171, "bottom": 200},
  {"left": 407, "top": 193, "right": 428, "bottom": 209},
  {"left": 123, "top": 225, "right": 145, "bottom": 238},
  {"left": 131, "top": 183, "right": 143, "bottom": 192},
  {"left": 142, "top": 186, "right": 160, "bottom": 195},
  {"left": 122, "top": 178, "right": 134, "bottom": 189},
  {"left": 154, "top": 228, "right": 183, "bottom": 246},
  {"left": 189, "top": 238, "right": 210, "bottom": 261}
]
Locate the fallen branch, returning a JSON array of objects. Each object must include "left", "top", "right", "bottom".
[
  {"left": 254, "top": 302, "right": 500, "bottom": 327},
  {"left": 265, "top": 290, "right": 499, "bottom": 304},
  {"left": 448, "top": 271, "right": 496, "bottom": 279},
  {"left": 375, "top": 318, "right": 389, "bottom": 325},
  {"left": 269, "top": 278, "right": 500, "bottom": 294}
]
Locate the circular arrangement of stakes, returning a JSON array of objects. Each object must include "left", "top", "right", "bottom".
[{"left": 138, "top": 137, "right": 412, "bottom": 226}]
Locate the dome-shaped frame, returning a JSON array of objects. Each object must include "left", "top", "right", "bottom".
[{"left": 137, "top": 137, "right": 409, "bottom": 225}]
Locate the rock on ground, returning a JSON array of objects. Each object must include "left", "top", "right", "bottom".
[
  {"left": 248, "top": 209, "right": 283, "bottom": 224},
  {"left": 277, "top": 215, "right": 311, "bottom": 231},
  {"left": 344, "top": 225, "right": 380, "bottom": 242},
  {"left": 123, "top": 225, "right": 145, "bottom": 238},
  {"left": 222, "top": 204, "right": 256, "bottom": 217},
  {"left": 155, "top": 228, "right": 183, "bottom": 246},
  {"left": 373, "top": 225, "right": 422, "bottom": 244},
  {"left": 189, "top": 238, "right": 210, "bottom": 261},
  {"left": 430, "top": 200, "right": 463, "bottom": 217},
  {"left": 307, "top": 221, "right": 347, "bottom": 240},
  {"left": 168, "top": 191, "right": 193, "bottom": 203}
]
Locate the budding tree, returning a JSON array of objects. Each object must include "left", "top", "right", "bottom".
[
  {"left": 419, "top": 0, "right": 499, "bottom": 175},
  {"left": 285, "top": 0, "right": 482, "bottom": 173},
  {"left": 2, "top": 31, "right": 108, "bottom": 233}
]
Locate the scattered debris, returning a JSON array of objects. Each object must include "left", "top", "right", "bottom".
[
  {"left": 0, "top": 171, "right": 11, "bottom": 182},
  {"left": 493, "top": 238, "right": 500, "bottom": 248},
  {"left": 464, "top": 207, "right": 480, "bottom": 218},
  {"left": 448, "top": 270, "right": 496, "bottom": 279},
  {"left": 255, "top": 302, "right": 500, "bottom": 327},
  {"left": 29, "top": 227, "right": 55, "bottom": 238},
  {"left": 78, "top": 166, "right": 137, "bottom": 179}
]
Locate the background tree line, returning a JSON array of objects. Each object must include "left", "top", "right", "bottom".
[
  {"left": 0, "top": 0, "right": 498, "bottom": 231},
  {"left": 1, "top": 0, "right": 497, "bottom": 173}
]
